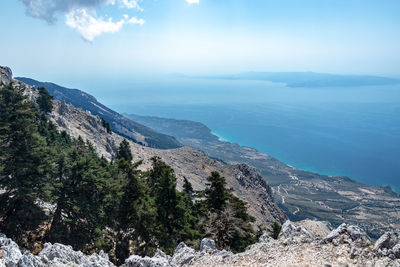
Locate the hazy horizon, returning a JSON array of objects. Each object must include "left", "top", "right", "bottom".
[{"left": 2, "top": 0, "right": 400, "bottom": 81}]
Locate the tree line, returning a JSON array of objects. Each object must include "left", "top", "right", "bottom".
[{"left": 0, "top": 84, "right": 259, "bottom": 264}]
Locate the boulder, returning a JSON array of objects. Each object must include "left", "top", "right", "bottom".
[
  {"left": 374, "top": 230, "right": 400, "bottom": 251},
  {"left": 121, "top": 250, "right": 170, "bottom": 267},
  {"left": 0, "top": 233, "right": 22, "bottom": 267},
  {"left": 0, "top": 66, "right": 12, "bottom": 86},
  {"left": 37, "top": 243, "right": 114, "bottom": 267},
  {"left": 171, "top": 242, "right": 195, "bottom": 266},
  {"left": 374, "top": 230, "right": 400, "bottom": 259},
  {"left": 199, "top": 238, "right": 216, "bottom": 252},
  {"left": 17, "top": 251, "right": 44, "bottom": 267},
  {"left": 258, "top": 233, "right": 274, "bottom": 243},
  {"left": 296, "top": 219, "right": 332, "bottom": 239},
  {"left": 323, "top": 223, "right": 371, "bottom": 247},
  {"left": 278, "top": 220, "right": 312, "bottom": 244}
]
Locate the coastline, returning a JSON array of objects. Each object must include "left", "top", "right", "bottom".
[{"left": 208, "top": 129, "right": 399, "bottom": 194}]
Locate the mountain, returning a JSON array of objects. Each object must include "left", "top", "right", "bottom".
[
  {"left": 176, "top": 72, "right": 400, "bottom": 87},
  {"left": 3, "top": 67, "right": 286, "bottom": 229},
  {"left": 10, "top": 68, "right": 400, "bottom": 236},
  {"left": 16, "top": 77, "right": 182, "bottom": 150},
  {"left": 124, "top": 113, "right": 400, "bottom": 238},
  {"left": 3, "top": 67, "right": 400, "bottom": 266}
]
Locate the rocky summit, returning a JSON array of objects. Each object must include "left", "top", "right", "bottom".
[{"left": 2, "top": 220, "right": 400, "bottom": 267}]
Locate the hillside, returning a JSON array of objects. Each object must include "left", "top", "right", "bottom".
[
  {"left": 3, "top": 66, "right": 286, "bottom": 231},
  {"left": 16, "top": 77, "right": 182, "bottom": 149},
  {"left": 2, "top": 66, "right": 400, "bottom": 266},
  {"left": 124, "top": 113, "right": 400, "bottom": 238}
]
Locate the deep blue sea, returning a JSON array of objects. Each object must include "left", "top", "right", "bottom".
[{"left": 82, "top": 76, "right": 400, "bottom": 192}]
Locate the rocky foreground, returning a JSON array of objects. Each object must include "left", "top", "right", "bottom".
[{"left": 1, "top": 220, "right": 400, "bottom": 267}]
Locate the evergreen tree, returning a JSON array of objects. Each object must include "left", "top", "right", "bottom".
[
  {"left": 48, "top": 141, "right": 113, "bottom": 251},
  {"left": 37, "top": 87, "right": 53, "bottom": 114},
  {"left": 200, "top": 171, "right": 257, "bottom": 253},
  {"left": 117, "top": 139, "right": 133, "bottom": 162},
  {"left": 117, "top": 159, "right": 157, "bottom": 259},
  {"left": 101, "top": 118, "right": 112, "bottom": 134},
  {"left": 183, "top": 177, "right": 194, "bottom": 197},
  {"left": 205, "top": 171, "right": 230, "bottom": 210},
  {"left": 269, "top": 222, "right": 282, "bottom": 240},
  {"left": 0, "top": 84, "right": 51, "bottom": 240},
  {"left": 148, "top": 157, "right": 201, "bottom": 254}
]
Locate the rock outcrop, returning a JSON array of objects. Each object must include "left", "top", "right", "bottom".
[
  {"left": 3, "top": 219, "right": 400, "bottom": 267},
  {"left": 0, "top": 235, "right": 115, "bottom": 267},
  {"left": 374, "top": 230, "right": 400, "bottom": 259},
  {"left": 278, "top": 220, "right": 312, "bottom": 244},
  {"left": 323, "top": 223, "right": 371, "bottom": 248},
  {"left": 0, "top": 66, "right": 12, "bottom": 86}
]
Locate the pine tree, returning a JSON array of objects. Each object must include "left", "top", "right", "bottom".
[
  {"left": 37, "top": 87, "right": 53, "bottom": 114},
  {"left": 149, "top": 157, "right": 200, "bottom": 255},
  {"left": 117, "top": 139, "right": 133, "bottom": 162},
  {"left": 205, "top": 171, "right": 230, "bottom": 210},
  {"left": 48, "top": 141, "right": 113, "bottom": 250},
  {"left": 0, "top": 84, "right": 51, "bottom": 240},
  {"left": 183, "top": 177, "right": 194, "bottom": 197}
]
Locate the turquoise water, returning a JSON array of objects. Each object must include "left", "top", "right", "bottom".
[{"left": 96, "top": 77, "right": 400, "bottom": 192}]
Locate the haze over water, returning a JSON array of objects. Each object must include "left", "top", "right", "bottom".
[{"left": 87, "top": 76, "right": 400, "bottom": 193}]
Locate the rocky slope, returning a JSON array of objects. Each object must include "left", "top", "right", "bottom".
[
  {"left": 124, "top": 113, "right": 400, "bottom": 238},
  {"left": 50, "top": 100, "right": 286, "bottom": 226},
  {"left": 2, "top": 220, "right": 400, "bottom": 267},
  {"left": 16, "top": 77, "right": 182, "bottom": 149}
]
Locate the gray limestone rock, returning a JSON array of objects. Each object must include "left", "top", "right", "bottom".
[
  {"left": 121, "top": 251, "right": 170, "bottom": 267},
  {"left": 17, "top": 252, "right": 44, "bottom": 267},
  {"left": 323, "top": 223, "right": 371, "bottom": 247},
  {"left": 258, "top": 232, "right": 274, "bottom": 243},
  {"left": 0, "top": 66, "right": 12, "bottom": 86},
  {"left": 278, "top": 220, "right": 312, "bottom": 244},
  {"left": 199, "top": 238, "right": 216, "bottom": 252},
  {"left": 374, "top": 230, "right": 400, "bottom": 252},
  {"left": 170, "top": 242, "right": 195, "bottom": 266},
  {"left": 37, "top": 242, "right": 114, "bottom": 267},
  {"left": 0, "top": 233, "right": 22, "bottom": 267}
]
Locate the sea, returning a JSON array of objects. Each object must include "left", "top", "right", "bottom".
[{"left": 82, "top": 75, "right": 400, "bottom": 192}]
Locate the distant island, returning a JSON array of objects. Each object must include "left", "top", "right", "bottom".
[{"left": 175, "top": 72, "right": 400, "bottom": 88}]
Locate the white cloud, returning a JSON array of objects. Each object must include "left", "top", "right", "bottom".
[
  {"left": 120, "top": 0, "right": 142, "bottom": 10},
  {"left": 20, "top": 0, "right": 107, "bottom": 23},
  {"left": 66, "top": 8, "right": 144, "bottom": 42},
  {"left": 185, "top": 0, "right": 199, "bottom": 4}
]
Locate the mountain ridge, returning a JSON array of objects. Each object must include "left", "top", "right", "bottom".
[{"left": 16, "top": 77, "right": 182, "bottom": 150}]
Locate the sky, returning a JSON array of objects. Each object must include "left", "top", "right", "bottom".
[{"left": 1, "top": 0, "right": 400, "bottom": 82}]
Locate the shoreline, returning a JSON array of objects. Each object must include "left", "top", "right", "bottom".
[{"left": 209, "top": 129, "right": 400, "bottom": 194}]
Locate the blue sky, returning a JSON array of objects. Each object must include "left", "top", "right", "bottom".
[{"left": 1, "top": 0, "right": 400, "bottom": 82}]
